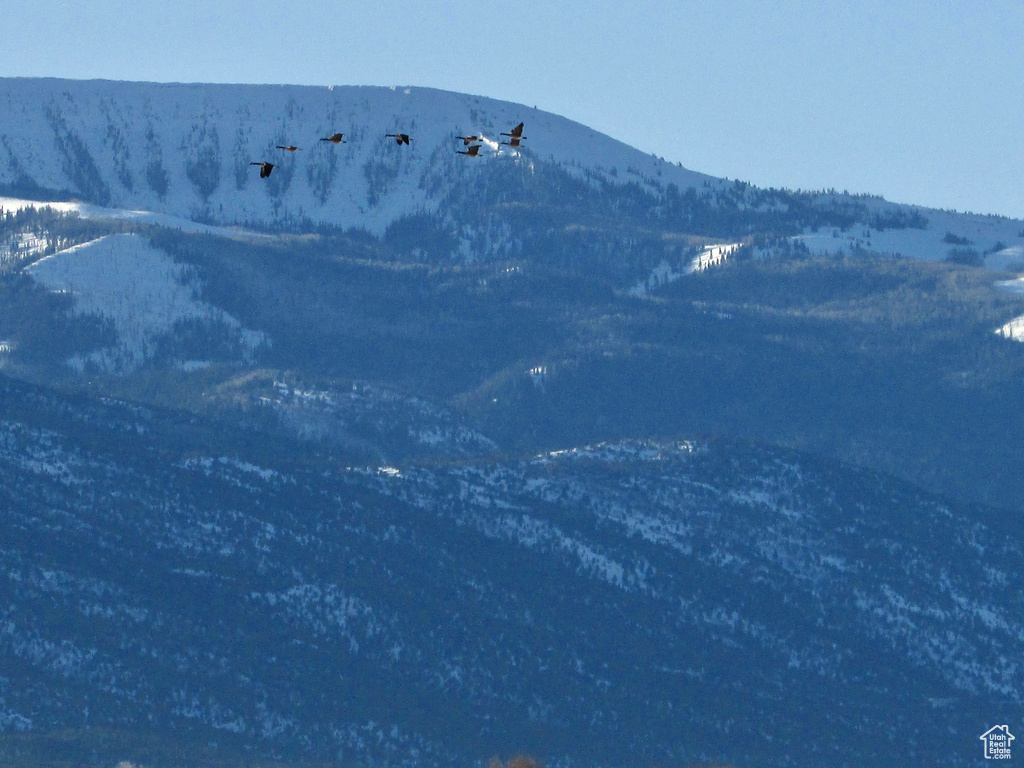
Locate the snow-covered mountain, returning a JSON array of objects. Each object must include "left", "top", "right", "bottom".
[
  {"left": 2, "top": 77, "right": 1022, "bottom": 267},
  {"left": 4, "top": 77, "right": 1024, "bottom": 768},
  {"left": 0, "top": 77, "right": 715, "bottom": 235}
]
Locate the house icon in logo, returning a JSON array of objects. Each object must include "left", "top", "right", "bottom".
[{"left": 980, "top": 725, "right": 1015, "bottom": 759}]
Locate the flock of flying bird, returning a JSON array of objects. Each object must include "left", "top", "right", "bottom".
[{"left": 250, "top": 122, "right": 527, "bottom": 178}]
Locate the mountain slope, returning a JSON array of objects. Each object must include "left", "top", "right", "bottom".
[
  {"left": 5, "top": 207, "right": 1024, "bottom": 510},
  {"left": 1, "top": 373, "right": 1020, "bottom": 768}
]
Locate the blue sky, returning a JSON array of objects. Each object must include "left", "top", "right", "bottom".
[{"left": 2, "top": 0, "right": 1021, "bottom": 218}]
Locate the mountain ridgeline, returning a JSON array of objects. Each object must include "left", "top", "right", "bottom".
[{"left": 2, "top": 78, "right": 1024, "bottom": 768}]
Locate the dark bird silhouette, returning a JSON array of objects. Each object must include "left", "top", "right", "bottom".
[
  {"left": 456, "top": 144, "right": 481, "bottom": 157},
  {"left": 500, "top": 137, "right": 523, "bottom": 148},
  {"left": 501, "top": 122, "right": 525, "bottom": 140},
  {"left": 385, "top": 133, "right": 411, "bottom": 145},
  {"left": 277, "top": 145, "right": 301, "bottom": 152},
  {"left": 456, "top": 135, "right": 480, "bottom": 145},
  {"left": 320, "top": 133, "right": 346, "bottom": 144},
  {"left": 251, "top": 162, "right": 275, "bottom": 178}
]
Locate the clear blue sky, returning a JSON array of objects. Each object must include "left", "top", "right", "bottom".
[{"left": 2, "top": 0, "right": 1021, "bottom": 218}]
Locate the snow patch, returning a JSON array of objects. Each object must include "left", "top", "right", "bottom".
[
  {"left": 629, "top": 243, "right": 740, "bottom": 295},
  {"left": 993, "top": 277, "right": 1024, "bottom": 342},
  {"left": 26, "top": 233, "right": 267, "bottom": 372}
]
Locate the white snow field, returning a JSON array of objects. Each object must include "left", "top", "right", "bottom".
[{"left": 26, "top": 233, "right": 267, "bottom": 371}]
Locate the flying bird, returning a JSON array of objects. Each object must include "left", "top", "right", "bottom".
[
  {"left": 277, "top": 145, "right": 301, "bottom": 152},
  {"left": 385, "top": 133, "right": 411, "bottom": 145},
  {"left": 320, "top": 133, "right": 346, "bottom": 144},
  {"left": 501, "top": 122, "right": 525, "bottom": 140},
  {"left": 456, "top": 144, "right": 481, "bottom": 157},
  {"left": 456, "top": 135, "right": 480, "bottom": 146},
  {"left": 251, "top": 162, "right": 275, "bottom": 178},
  {"left": 500, "top": 122, "right": 526, "bottom": 148}
]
